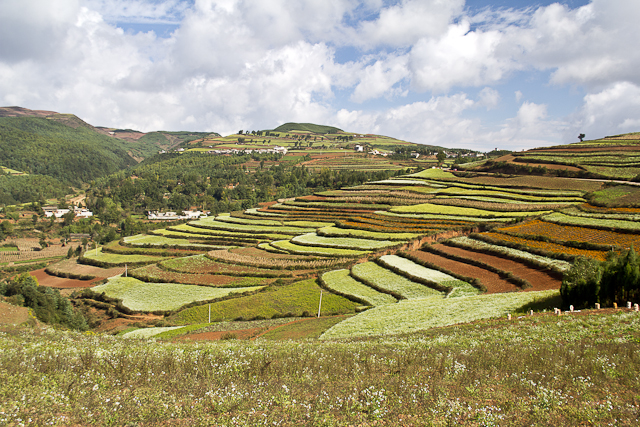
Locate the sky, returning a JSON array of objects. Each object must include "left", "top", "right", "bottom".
[{"left": 1, "top": 0, "right": 639, "bottom": 152}]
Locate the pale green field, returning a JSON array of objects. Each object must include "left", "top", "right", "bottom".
[
  {"left": 215, "top": 215, "right": 333, "bottom": 228},
  {"left": 378, "top": 211, "right": 515, "bottom": 222},
  {"left": 91, "top": 276, "right": 263, "bottom": 311},
  {"left": 291, "top": 233, "right": 399, "bottom": 250},
  {"left": 320, "top": 290, "right": 560, "bottom": 339},
  {"left": 82, "top": 248, "right": 166, "bottom": 265},
  {"left": 321, "top": 269, "right": 397, "bottom": 306},
  {"left": 190, "top": 217, "right": 313, "bottom": 234}
]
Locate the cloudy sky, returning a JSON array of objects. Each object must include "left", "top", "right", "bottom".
[{"left": 1, "top": 0, "right": 639, "bottom": 151}]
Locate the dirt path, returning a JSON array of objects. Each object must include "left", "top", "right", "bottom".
[{"left": 434, "top": 244, "right": 561, "bottom": 291}]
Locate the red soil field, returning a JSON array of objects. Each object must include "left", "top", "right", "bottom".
[
  {"left": 133, "top": 265, "right": 273, "bottom": 286},
  {"left": 406, "top": 250, "right": 519, "bottom": 293},
  {"left": 179, "top": 327, "right": 264, "bottom": 341},
  {"left": 230, "top": 246, "right": 314, "bottom": 260},
  {"left": 433, "top": 244, "right": 561, "bottom": 291},
  {"left": 29, "top": 269, "right": 102, "bottom": 289}
]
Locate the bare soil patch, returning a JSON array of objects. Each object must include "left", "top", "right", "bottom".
[
  {"left": 406, "top": 250, "right": 518, "bottom": 293},
  {"left": 0, "top": 301, "right": 30, "bottom": 325},
  {"left": 434, "top": 244, "right": 561, "bottom": 291}
]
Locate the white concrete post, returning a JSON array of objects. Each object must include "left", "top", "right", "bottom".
[
  {"left": 570, "top": 305, "right": 574, "bottom": 312},
  {"left": 627, "top": 302, "right": 632, "bottom": 309},
  {"left": 595, "top": 303, "right": 600, "bottom": 310}
]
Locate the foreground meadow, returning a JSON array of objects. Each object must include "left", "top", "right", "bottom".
[{"left": 1, "top": 310, "right": 639, "bottom": 426}]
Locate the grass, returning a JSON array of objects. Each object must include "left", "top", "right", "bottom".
[
  {"left": 173, "top": 279, "right": 360, "bottom": 324},
  {"left": 321, "top": 269, "right": 397, "bottom": 306},
  {"left": 321, "top": 289, "right": 559, "bottom": 339},
  {"left": 90, "top": 276, "right": 263, "bottom": 312},
  {"left": 589, "top": 185, "right": 640, "bottom": 206},
  {"left": 351, "top": 262, "right": 443, "bottom": 299},
  {"left": 0, "top": 246, "right": 18, "bottom": 252},
  {"left": 1, "top": 306, "right": 639, "bottom": 425}
]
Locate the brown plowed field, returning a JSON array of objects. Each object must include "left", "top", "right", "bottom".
[
  {"left": 495, "top": 155, "right": 582, "bottom": 171},
  {"left": 179, "top": 327, "right": 264, "bottom": 341},
  {"left": 29, "top": 269, "right": 103, "bottom": 289},
  {"left": 406, "top": 250, "right": 519, "bottom": 293},
  {"left": 433, "top": 244, "right": 561, "bottom": 291}
]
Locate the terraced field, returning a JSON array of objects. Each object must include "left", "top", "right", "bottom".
[{"left": 75, "top": 161, "right": 640, "bottom": 338}]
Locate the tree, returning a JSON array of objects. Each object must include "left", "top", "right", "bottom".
[
  {"left": 578, "top": 133, "right": 585, "bottom": 142},
  {"left": 437, "top": 150, "right": 446, "bottom": 164}
]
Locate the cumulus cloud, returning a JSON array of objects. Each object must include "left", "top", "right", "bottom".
[{"left": 2, "top": 0, "right": 640, "bottom": 151}]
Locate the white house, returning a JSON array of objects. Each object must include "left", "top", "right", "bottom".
[{"left": 355, "top": 145, "right": 364, "bottom": 152}]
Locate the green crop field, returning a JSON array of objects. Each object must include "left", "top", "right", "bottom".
[
  {"left": 390, "top": 202, "right": 552, "bottom": 217},
  {"left": 321, "top": 269, "right": 397, "bottom": 306},
  {"left": 317, "top": 225, "right": 420, "bottom": 241},
  {"left": 321, "top": 289, "right": 560, "bottom": 339},
  {"left": 543, "top": 211, "right": 640, "bottom": 231},
  {"left": 291, "top": 232, "right": 399, "bottom": 250},
  {"left": 81, "top": 248, "right": 167, "bottom": 266},
  {"left": 173, "top": 279, "right": 359, "bottom": 323},
  {"left": 351, "top": 262, "right": 443, "bottom": 299},
  {"left": 90, "top": 276, "right": 263, "bottom": 311},
  {"left": 123, "top": 234, "right": 222, "bottom": 249}
]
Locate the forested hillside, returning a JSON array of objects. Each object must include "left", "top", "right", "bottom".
[{"left": 0, "top": 117, "right": 136, "bottom": 185}]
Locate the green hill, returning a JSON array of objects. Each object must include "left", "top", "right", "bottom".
[
  {"left": 272, "top": 122, "right": 343, "bottom": 134},
  {"left": 0, "top": 116, "right": 137, "bottom": 186}
]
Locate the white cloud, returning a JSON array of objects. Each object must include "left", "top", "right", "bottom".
[
  {"left": 568, "top": 81, "right": 640, "bottom": 140},
  {"left": 478, "top": 87, "right": 500, "bottom": 109},
  {"left": 350, "top": 54, "right": 409, "bottom": 102},
  {"left": 515, "top": 90, "right": 523, "bottom": 103},
  {"left": 408, "top": 21, "right": 516, "bottom": 93}
]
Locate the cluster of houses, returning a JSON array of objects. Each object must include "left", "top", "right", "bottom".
[
  {"left": 147, "top": 210, "right": 209, "bottom": 220},
  {"left": 43, "top": 206, "right": 93, "bottom": 219},
  {"left": 159, "top": 146, "right": 288, "bottom": 156}
]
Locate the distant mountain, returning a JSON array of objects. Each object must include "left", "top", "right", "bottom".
[
  {"left": 0, "top": 107, "right": 220, "bottom": 185},
  {"left": 271, "top": 122, "right": 343, "bottom": 134}
]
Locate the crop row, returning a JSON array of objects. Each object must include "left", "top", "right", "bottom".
[
  {"left": 79, "top": 248, "right": 166, "bottom": 268},
  {"left": 271, "top": 240, "right": 369, "bottom": 257},
  {"left": 316, "top": 225, "right": 420, "bottom": 241},
  {"left": 476, "top": 232, "right": 610, "bottom": 261},
  {"left": 91, "top": 276, "right": 263, "bottom": 312},
  {"left": 123, "top": 234, "right": 223, "bottom": 250},
  {"left": 445, "top": 236, "right": 572, "bottom": 273},
  {"left": 351, "top": 262, "right": 443, "bottom": 300},
  {"left": 396, "top": 251, "right": 486, "bottom": 292},
  {"left": 542, "top": 212, "right": 640, "bottom": 232},
  {"left": 103, "top": 240, "right": 202, "bottom": 257},
  {"left": 290, "top": 232, "right": 400, "bottom": 251},
  {"left": 129, "top": 264, "right": 270, "bottom": 287},
  {"left": 497, "top": 219, "right": 640, "bottom": 249},
  {"left": 205, "top": 249, "right": 350, "bottom": 270},
  {"left": 428, "top": 197, "right": 576, "bottom": 212},
  {"left": 376, "top": 255, "right": 480, "bottom": 297},
  {"left": 283, "top": 200, "right": 393, "bottom": 210},
  {"left": 217, "top": 213, "right": 333, "bottom": 228},
  {"left": 380, "top": 211, "right": 516, "bottom": 222},
  {"left": 160, "top": 254, "right": 291, "bottom": 277},
  {"left": 319, "top": 269, "right": 397, "bottom": 306},
  {"left": 420, "top": 244, "right": 532, "bottom": 289},
  {"left": 189, "top": 217, "right": 315, "bottom": 235},
  {"left": 390, "top": 202, "right": 553, "bottom": 218}
]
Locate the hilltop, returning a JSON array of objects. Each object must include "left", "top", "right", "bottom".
[{"left": 271, "top": 122, "right": 343, "bottom": 134}]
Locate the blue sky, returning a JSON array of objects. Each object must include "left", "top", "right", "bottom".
[{"left": 1, "top": 0, "right": 639, "bottom": 151}]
